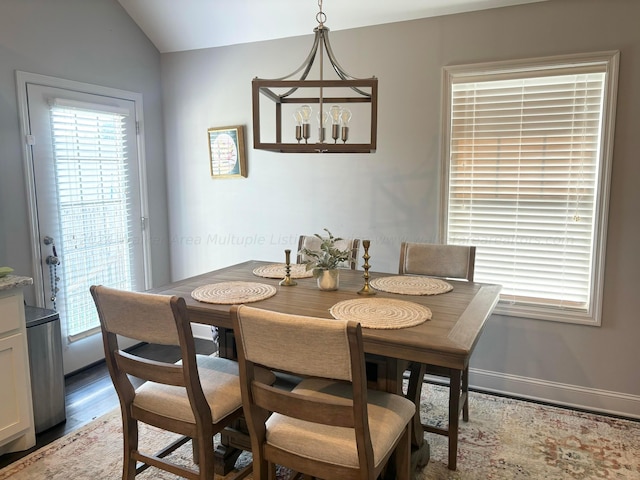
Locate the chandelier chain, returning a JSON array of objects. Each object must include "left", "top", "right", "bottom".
[{"left": 316, "top": 0, "right": 326, "bottom": 27}]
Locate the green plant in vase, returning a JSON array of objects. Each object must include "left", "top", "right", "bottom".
[{"left": 298, "top": 228, "right": 352, "bottom": 290}]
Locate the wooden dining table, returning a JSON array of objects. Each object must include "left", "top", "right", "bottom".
[{"left": 149, "top": 260, "right": 501, "bottom": 473}]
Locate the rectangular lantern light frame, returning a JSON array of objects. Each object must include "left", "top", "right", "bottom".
[{"left": 252, "top": 78, "right": 378, "bottom": 154}]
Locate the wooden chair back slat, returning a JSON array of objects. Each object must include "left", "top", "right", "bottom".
[
  {"left": 251, "top": 381, "right": 355, "bottom": 427},
  {"left": 115, "top": 351, "right": 186, "bottom": 386}
]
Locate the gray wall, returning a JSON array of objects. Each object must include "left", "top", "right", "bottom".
[
  {"left": 0, "top": 0, "right": 171, "bottom": 302},
  {"left": 161, "top": 0, "right": 640, "bottom": 416}
]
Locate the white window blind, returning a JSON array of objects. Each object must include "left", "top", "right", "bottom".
[
  {"left": 50, "top": 103, "right": 136, "bottom": 338},
  {"left": 443, "top": 52, "right": 618, "bottom": 325}
]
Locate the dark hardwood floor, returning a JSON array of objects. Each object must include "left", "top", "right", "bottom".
[{"left": 0, "top": 338, "right": 216, "bottom": 469}]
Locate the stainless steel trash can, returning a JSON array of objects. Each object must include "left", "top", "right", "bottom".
[{"left": 24, "top": 306, "right": 66, "bottom": 433}]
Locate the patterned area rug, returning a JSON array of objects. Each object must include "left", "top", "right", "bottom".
[{"left": 1, "top": 385, "right": 638, "bottom": 479}]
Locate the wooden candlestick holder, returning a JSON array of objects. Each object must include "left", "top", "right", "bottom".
[
  {"left": 279, "top": 249, "right": 297, "bottom": 286},
  {"left": 357, "top": 240, "right": 376, "bottom": 295}
]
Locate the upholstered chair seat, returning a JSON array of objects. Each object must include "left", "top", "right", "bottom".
[
  {"left": 135, "top": 355, "right": 274, "bottom": 424},
  {"left": 266, "top": 378, "right": 415, "bottom": 469}
]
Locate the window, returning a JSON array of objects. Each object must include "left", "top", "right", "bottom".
[
  {"left": 50, "top": 101, "right": 137, "bottom": 338},
  {"left": 442, "top": 52, "right": 619, "bottom": 325}
]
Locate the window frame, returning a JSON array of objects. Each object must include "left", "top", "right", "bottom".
[{"left": 440, "top": 51, "right": 619, "bottom": 325}]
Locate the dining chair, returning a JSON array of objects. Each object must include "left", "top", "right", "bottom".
[
  {"left": 398, "top": 241, "right": 476, "bottom": 468},
  {"left": 297, "top": 234, "right": 360, "bottom": 269},
  {"left": 231, "top": 304, "right": 415, "bottom": 480},
  {"left": 90, "top": 285, "right": 275, "bottom": 480}
]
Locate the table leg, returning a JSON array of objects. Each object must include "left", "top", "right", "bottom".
[
  {"left": 448, "top": 369, "right": 462, "bottom": 471},
  {"left": 405, "top": 362, "right": 426, "bottom": 448},
  {"left": 215, "top": 327, "right": 245, "bottom": 474},
  {"left": 462, "top": 365, "right": 470, "bottom": 422},
  {"left": 404, "top": 362, "right": 431, "bottom": 478},
  {"left": 214, "top": 438, "right": 242, "bottom": 476}
]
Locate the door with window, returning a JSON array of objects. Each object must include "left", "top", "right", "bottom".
[{"left": 21, "top": 76, "right": 150, "bottom": 374}]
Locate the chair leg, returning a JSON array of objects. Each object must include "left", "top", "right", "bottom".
[
  {"left": 121, "top": 416, "right": 138, "bottom": 480},
  {"left": 192, "top": 437, "right": 200, "bottom": 465},
  {"left": 266, "top": 461, "right": 276, "bottom": 480},
  {"left": 251, "top": 455, "right": 269, "bottom": 480},
  {"left": 196, "top": 435, "right": 214, "bottom": 480},
  {"left": 393, "top": 424, "right": 412, "bottom": 480}
]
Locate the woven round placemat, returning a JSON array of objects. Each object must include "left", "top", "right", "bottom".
[
  {"left": 252, "top": 263, "right": 314, "bottom": 279},
  {"left": 370, "top": 275, "right": 453, "bottom": 295},
  {"left": 191, "top": 281, "right": 277, "bottom": 304},
  {"left": 330, "top": 298, "right": 431, "bottom": 330}
]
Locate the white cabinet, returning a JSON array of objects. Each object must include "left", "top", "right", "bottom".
[{"left": 0, "top": 280, "right": 35, "bottom": 454}]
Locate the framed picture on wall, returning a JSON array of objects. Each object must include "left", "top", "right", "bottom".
[{"left": 207, "top": 125, "right": 247, "bottom": 178}]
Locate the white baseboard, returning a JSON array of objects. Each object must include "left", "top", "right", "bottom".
[{"left": 469, "top": 368, "right": 640, "bottom": 420}]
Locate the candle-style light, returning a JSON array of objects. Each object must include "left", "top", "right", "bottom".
[
  {"left": 318, "top": 110, "right": 329, "bottom": 143},
  {"left": 330, "top": 105, "right": 341, "bottom": 143},
  {"left": 293, "top": 110, "right": 303, "bottom": 143},
  {"left": 340, "top": 108, "right": 352, "bottom": 143},
  {"left": 299, "top": 105, "right": 312, "bottom": 143}
]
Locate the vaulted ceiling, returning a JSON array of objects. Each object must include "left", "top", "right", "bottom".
[{"left": 117, "top": 0, "right": 548, "bottom": 53}]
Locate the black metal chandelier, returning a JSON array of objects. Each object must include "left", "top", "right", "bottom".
[{"left": 251, "top": 0, "right": 378, "bottom": 153}]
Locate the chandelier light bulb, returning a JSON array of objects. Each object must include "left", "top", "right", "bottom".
[
  {"left": 330, "top": 105, "right": 342, "bottom": 125},
  {"left": 300, "top": 104, "right": 312, "bottom": 124},
  {"left": 318, "top": 110, "right": 329, "bottom": 142},
  {"left": 340, "top": 108, "right": 352, "bottom": 144},
  {"left": 340, "top": 108, "right": 352, "bottom": 126},
  {"left": 293, "top": 110, "right": 303, "bottom": 143},
  {"left": 293, "top": 110, "right": 303, "bottom": 126},
  {"left": 318, "top": 110, "right": 329, "bottom": 126},
  {"left": 330, "top": 106, "right": 341, "bottom": 143},
  {"left": 298, "top": 105, "right": 312, "bottom": 143}
]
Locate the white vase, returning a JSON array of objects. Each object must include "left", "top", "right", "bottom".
[{"left": 316, "top": 269, "right": 339, "bottom": 291}]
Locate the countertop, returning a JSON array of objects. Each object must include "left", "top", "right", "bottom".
[{"left": 0, "top": 274, "right": 34, "bottom": 291}]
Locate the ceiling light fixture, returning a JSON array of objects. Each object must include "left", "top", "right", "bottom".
[{"left": 252, "top": 0, "right": 378, "bottom": 153}]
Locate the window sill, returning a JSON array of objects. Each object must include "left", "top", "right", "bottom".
[{"left": 494, "top": 299, "right": 601, "bottom": 326}]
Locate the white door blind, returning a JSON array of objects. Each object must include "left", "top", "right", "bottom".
[
  {"left": 447, "top": 72, "right": 606, "bottom": 312},
  {"left": 50, "top": 104, "right": 136, "bottom": 338}
]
